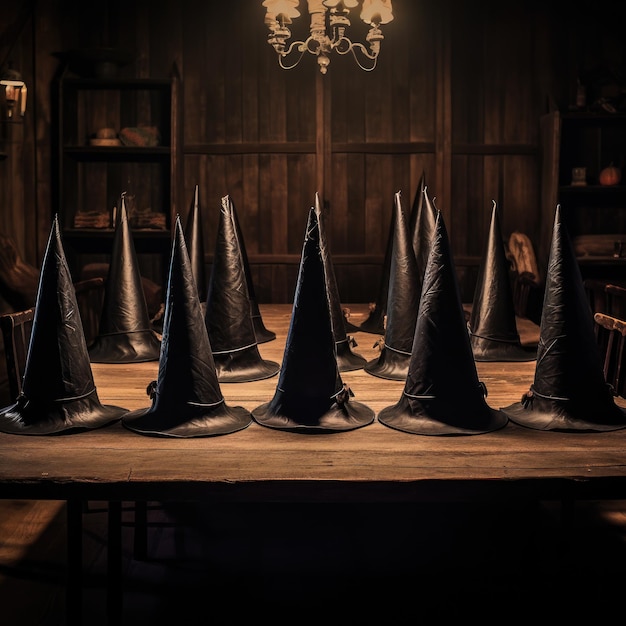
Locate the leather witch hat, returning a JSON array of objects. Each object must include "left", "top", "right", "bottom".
[
  {"left": 252, "top": 207, "right": 374, "bottom": 433},
  {"left": 357, "top": 197, "right": 394, "bottom": 335},
  {"left": 364, "top": 191, "right": 419, "bottom": 381},
  {"left": 229, "top": 195, "right": 276, "bottom": 343},
  {"left": 122, "top": 216, "right": 253, "bottom": 437},
  {"left": 89, "top": 196, "right": 161, "bottom": 363},
  {"left": 378, "top": 210, "right": 508, "bottom": 435},
  {"left": 0, "top": 216, "right": 128, "bottom": 435},
  {"left": 409, "top": 177, "right": 437, "bottom": 285},
  {"left": 314, "top": 192, "right": 367, "bottom": 372},
  {"left": 469, "top": 201, "right": 536, "bottom": 362},
  {"left": 205, "top": 195, "right": 280, "bottom": 383},
  {"left": 501, "top": 205, "right": 626, "bottom": 432},
  {"left": 184, "top": 184, "right": 207, "bottom": 302}
]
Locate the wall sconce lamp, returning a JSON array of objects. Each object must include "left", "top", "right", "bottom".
[
  {"left": 262, "top": 0, "right": 394, "bottom": 74},
  {"left": 1, "top": 67, "right": 27, "bottom": 119}
]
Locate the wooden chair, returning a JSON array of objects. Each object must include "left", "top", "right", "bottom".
[
  {"left": 0, "top": 307, "right": 35, "bottom": 400},
  {"left": 583, "top": 278, "right": 610, "bottom": 316},
  {"left": 594, "top": 312, "right": 626, "bottom": 398},
  {"left": 73, "top": 276, "right": 105, "bottom": 347},
  {"left": 506, "top": 232, "right": 544, "bottom": 325},
  {"left": 606, "top": 283, "right": 626, "bottom": 320}
]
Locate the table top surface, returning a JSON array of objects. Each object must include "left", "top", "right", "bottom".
[{"left": 1, "top": 304, "right": 625, "bottom": 503}]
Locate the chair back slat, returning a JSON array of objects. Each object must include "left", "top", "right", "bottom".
[
  {"left": 0, "top": 307, "right": 35, "bottom": 402},
  {"left": 593, "top": 312, "right": 626, "bottom": 399}
]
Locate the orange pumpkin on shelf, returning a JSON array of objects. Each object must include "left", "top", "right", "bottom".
[{"left": 598, "top": 164, "right": 622, "bottom": 186}]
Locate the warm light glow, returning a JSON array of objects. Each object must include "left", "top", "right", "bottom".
[
  {"left": 262, "top": 0, "right": 394, "bottom": 74},
  {"left": 361, "top": 0, "right": 394, "bottom": 24}
]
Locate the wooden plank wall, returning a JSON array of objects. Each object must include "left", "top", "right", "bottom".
[{"left": 0, "top": 0, "right": 582, "bottom": 307}]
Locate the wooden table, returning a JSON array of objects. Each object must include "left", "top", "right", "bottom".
[
  {"left": 0, "top": 303, "right": 625, "bottom": 503},
  {"left": 1, "top": 303, "right": 625, "bottom": 625}
]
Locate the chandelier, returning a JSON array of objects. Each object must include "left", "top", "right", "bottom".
[{"left": 262, "top": 0, "right": 394, "bottom": 74}]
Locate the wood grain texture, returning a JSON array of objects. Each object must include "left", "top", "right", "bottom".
[{"left": 1, "top": 304, "right": 626, "bottom": 504}]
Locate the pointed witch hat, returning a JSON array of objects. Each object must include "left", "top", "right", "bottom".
[
  {"left": 501, "top": 205, "right": 626, "bottom": 432},
  {"left": 252, "top": 207, "right": 374, "bottom": 433},
  {"left": 88, "top": 195, "right": 161, "bottom": 363},
  {"left": 378, "top": 209, "right": 508, "bottom": 435},
  {"left": 229, "top": 195, "right": 276, "bottom": 343},
  {"left": 409, "top": 177, "right": 438, "bottom": 284},
  {"left": 469, "top": 201, "right": 536, "bottom": 362},
  {"left": 314, "top": 192, "right": 367, "bottom": 372},
  {"left": 0, "top": 216, "right": 128, "bottom": 435},
  {"left": 364, "top": 190, "right": 419, "bottom": 381},
  {"left": 184, "top": 184, "right": 207, "bottom": 303},
  {"left": 357, "top": 197, "right": 395, "bottom": 335},
  {"left": 122, "top": 216, "right": 253, "bottom": 437},
  {"left": 205, "top": 195, "right": 280, "bottom": 383},
  {"left": 314, "top": 193, "right": 360, "bottom": 334}
]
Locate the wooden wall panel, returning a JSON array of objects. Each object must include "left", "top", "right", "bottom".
[{"left": 3, "top": 0, "right": 586, "bottom": 307}]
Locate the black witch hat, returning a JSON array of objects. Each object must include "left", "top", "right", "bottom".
[
  {"left": 314, "top": 192, "right": 367, "bottom": 372},
  {"left": 469, "top": 201, "right": 536, "bottom": 362},
  {"left": 409, "top": 177, "right": 438, "bottom": 284},
  {"left": 252, "top": 207, "right": 374, "bottom": 433},
  {"left": 122, "top": 216, "right": 253, "bottom": 437},
  {"left": 204, "top": 195, "right": 280, "bottom": 383},
  {"left": 378, "top": 210, "right": 508, "bottom": 435},
  {"left": 0, "top": 216, "right": 128, "bottom": 435},
  {"left": 357, "top": 196, "right": 395, "bottom": 335},
  {"left": 501, "top": 205, "right": 626, "bottom": 431},
  {"left": 184, "top": 184, "right": 207, "bottom": 302},
  {"left": 364, "top": 191, "right": 419, "bottom": 381},
  {"left": 88, "top": 195, "right": 161, "bottom": 363},
  {"left": 229, "top": 195, "right": 276, "bottom": 343}
]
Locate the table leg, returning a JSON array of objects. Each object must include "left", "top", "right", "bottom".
[
  {"left": 65, "top": 499, "right": 82, "bottom": 626},
  {"left": 107, "top": 500, "right": 123, "bottom": 625}
]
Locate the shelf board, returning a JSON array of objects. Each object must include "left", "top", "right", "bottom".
[
  {"left": 64, "top": 146, "right": 171, "bottom": 160},
  {"left": 61, "top": 77, "right": 172, "bottom": 90},
  {"left": 62, "top": 228, "right": 170, "bottom": 238},
  {"left": 559, "top": 185, "right": 626, "bottom": 192}
]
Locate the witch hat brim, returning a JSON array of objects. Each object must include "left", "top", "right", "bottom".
[
  {"left": 230, "top": 196, "right": 276, "bottom": 344},
  {"left": 252, "top": 207, "right": 374, "bottom": 433},
  {"left": 469, "top": 201, "right": 536, "bottom": 362},
  {"left": 205, "top": 195, "right": 279, "bottom": 383},
  {"left": 0, "top": 216, "right": 128, "bottom": 435},
  {"left": 377, "top": 210, "right": 508, "bottom": 436},
  {"left": 501, "top": 205, "right": 626, "bottom": 432},
  {"left": 89, "top": 196, "right": 161, "bottom": 363},
  {"left": 315, "top": 192, "right": 367, "bottom": 372},
  {"left": 364, "top": 191, "right": 418, "bottom": 381},
  {"left": 122, "top": 216, "right": 252, "bottom": 437}
]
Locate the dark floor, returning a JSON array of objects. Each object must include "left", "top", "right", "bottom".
[{"left": 1, "top": 498, "right": 626, "bottom": 625}]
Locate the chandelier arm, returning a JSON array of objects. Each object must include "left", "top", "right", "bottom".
[
  {"left": 346, "top": 41, "right": 379, "bottom": 71},
  {"left": 277, "top": 40, "right": 308, "bottom": 70}
]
